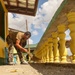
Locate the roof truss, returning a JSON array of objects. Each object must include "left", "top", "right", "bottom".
[{"left": 3, "top": 0, "right": 38, "bottom": 16}]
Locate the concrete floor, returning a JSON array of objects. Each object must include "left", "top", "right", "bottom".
[{"left": 0, "top": 63, "right": 75, "bottom": 75}]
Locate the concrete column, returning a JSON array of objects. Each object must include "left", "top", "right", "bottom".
[
  {"left": 45, "top": 42, "right": 49, "bottom": 63},
  {"left": 57, "top": 25, "right": 67, "bottom": 63},
  {"left": 48, "top": 38, "right": 54, "bottom": 62},
  {"left": 42, "top": 45, "right": 46, "bottom": 63},
  {"left": 44, "top": 45, "right": 48, "bottom": 63},
  {"left": 41, "top": 46, "right": 45, "bottom": 63},
  {"left": 46, "top": 46, "right": 50, "bottom": 63},
  {"left": 44, "top": 48, "right": 47, "bottom": 63},
  {"left": 52, "top": 32, "right": 60, "bottom": 62},
  {"left": 67, "top": 12, "right": 75, "bottom": 63},
  {"left": 42, "top": 49, "right": 44, "bottom": 63}
]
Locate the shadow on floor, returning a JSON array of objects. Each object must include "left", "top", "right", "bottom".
[{"left": 29, "top": 63, "right": 75, "bottom": 75}]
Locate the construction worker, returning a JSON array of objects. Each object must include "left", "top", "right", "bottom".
[{"left": 6, "top": 31, "right": 33, "bottom": 64}]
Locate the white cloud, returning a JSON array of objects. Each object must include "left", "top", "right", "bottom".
[
  {"left": 67, "top": 48, "right": 72, "bottom": 56},
  {"left": 65, "top": 29, "right": 70, "bottom": 35},
  {"left": 8, "top": 13, "right": 35, "bottom": 32},
  {"left": 27, "top": 39, "right": 33, "bottom": 44},
  {"left": 32, "top": 30, "right": 38, "bottom": 36},
  {"left": 32, "top": 0, "right": 63, "bottom": 32},
  {"left": 65, "top": 29, "right": 71, "bottom": 40}
]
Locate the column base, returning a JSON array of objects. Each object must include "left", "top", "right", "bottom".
[
  {"left": 60, "top": 61, "right": 67, "bottom": 63},
  {"left": 54, "top": 60, "right": 60, "bottom": 63},
  {"left": 46, "top": 60, "right": 50, "bottom": 63},
  {"left": 49, "top": 59, "right": 54, "bottom": 63},
  {"left": 61, "top": 56, "right": 67, "bottom": 63},
  {"left": 72, "top": 55, "right": 75, "bottom": 63},
  {"left": 44, "top": 58, "right": 46, "bottom": 63},
  {"left": 49, "top": 58, "right": 54, "bottom": 63},
  {"left": 72, "top": 60, "right": 75, "bottom": 63},
  {"left": 46, "top": 57, "right": 49, "bottom": 62},
  {"left": 49, "top": 61, "right": 53, "bottom": 63},
  {"left": 54, "top": 57, "right": 60, "bottom": 63}
]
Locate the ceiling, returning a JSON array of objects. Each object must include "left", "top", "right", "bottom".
[{"left": 3, "top": 0, "right": 39, "bottom": 16}]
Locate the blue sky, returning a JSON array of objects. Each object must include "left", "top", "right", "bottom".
[
  {"left": 38, "top": 0, "right": 48, "bottom": 8},
  {"left": 8, "top": 0, "right": 64, "bottom": 44}
]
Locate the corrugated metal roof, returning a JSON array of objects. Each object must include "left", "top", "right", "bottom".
[{"left": 25, "top": 44, "right": 37, "bottom": 48}]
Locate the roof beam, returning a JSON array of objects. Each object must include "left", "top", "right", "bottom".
[
  {"left": 8, "top": 9, "right": 34, "bottom": 16},
  {"left": 34, "top": 0, "right": 38, "bottom": 15},
  {"left": 5, "top": 5, "right": 34, "bottom": 11},
  {"left": 26, "top": 0, "right": 28, "bottom": 14},
  {"left": 16, "top": 0, "right": 19, "bottom": 7},
  {"left": 3, "top": 0, "right": 39, "bottom": 16},
  {"left": 7, "top": 0, "right": 10, "bottom": 6}
]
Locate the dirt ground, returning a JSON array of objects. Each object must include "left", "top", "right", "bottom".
[{"left": 0, "top": 63, "right": 75, "bottom": 75}]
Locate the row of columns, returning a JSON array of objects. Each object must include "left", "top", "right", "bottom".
[
  {"left": 68, "top": 12, "right": 75, "bottom": 62},
  {"left": 41, "top": 12, "right": 75, "bottom": 63}
]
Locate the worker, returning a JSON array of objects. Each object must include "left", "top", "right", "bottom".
[{"left": 6, "top": 31, "right": 33, "bottom": 64}]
